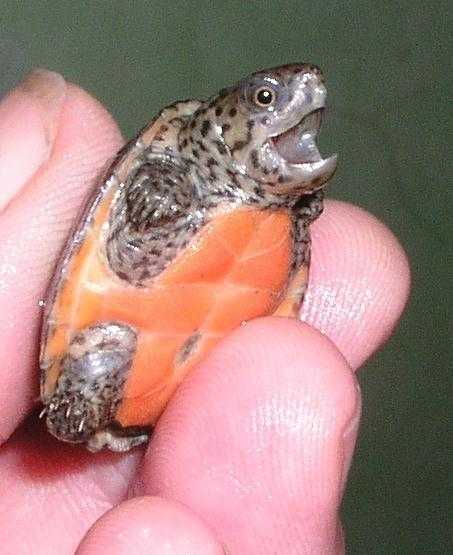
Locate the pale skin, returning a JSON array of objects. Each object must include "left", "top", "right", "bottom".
[{"left": 0, "top": 70, "right": 410, "bottom": 554}]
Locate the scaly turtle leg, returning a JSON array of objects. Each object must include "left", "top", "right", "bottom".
[
  {"left": 273, "top": 191, "right": 324, "bottom": 318},
  {"left": 43, "top": 322, "right": 149, "bottom": 451}
]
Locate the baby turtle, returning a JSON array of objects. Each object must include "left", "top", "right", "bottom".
[{"left": 39, "top": 63, "right": 337, "bottom": 452}]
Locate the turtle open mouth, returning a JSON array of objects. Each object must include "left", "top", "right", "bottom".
[{"left": 272, "top": 108, "right": 325, "bottom": 165}]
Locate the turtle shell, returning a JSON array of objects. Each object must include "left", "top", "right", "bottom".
[{"left": 40, "top": 108, "right": 293, "bottom": 429}]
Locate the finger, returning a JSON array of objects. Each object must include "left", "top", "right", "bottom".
[
  {"left": 0, "top": 69, "right": 65, "bottom": 211},
  {"left": 303, "top": 199, "right": 410, "bottom": 369},
  {"left": 139, "top": 318, "right": 360, "bottom": 554},
  {"left": 76, "top": 496, "right": 224, "bottom": 555},
  {"left": 0, "top": 70, "right": 123, "bottom": 443},
  {"left": 0, "top": 417, "right": 143, "bottom": 555}
]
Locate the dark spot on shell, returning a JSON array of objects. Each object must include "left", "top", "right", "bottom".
[
  {"left": 200, "top": 120, "right": 211, "bottom": 137},
  {"left": 192, "top": 148, "right": 200, "bottom": 159},
  {"left": 72, "top": 334, "right": 86, "bottom": 345},
  {"left": 181, "top": 138, "right": 188, "bottom": 147},
  {"left": 140, "top": 269, "right": 151, "bottom": 280},
  {"left": 229, "top": 107, "right": 237, "bottom": 117},
  {"left": 207, "top": 157, "right": 218, "bottom": 167},
  {"left": 190, "top": 120, "right": 196, "bottom": 129},
  {"left": 215, "top": 106, "right": 223, "bottom": 117}
]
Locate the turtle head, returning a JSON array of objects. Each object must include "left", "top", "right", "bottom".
[
  {"left": 178, "top": 63, "right": 337, "bottom": 195},
  {"left": 182, "top": 63, "right": 337, "bottom": 195}
]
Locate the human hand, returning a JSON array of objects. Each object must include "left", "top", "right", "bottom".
[{"left": 0, "top": 70, "right": 410, "bottom": 554}]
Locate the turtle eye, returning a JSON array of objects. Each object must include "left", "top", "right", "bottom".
[{"left": 253, "top": 86, "right": 277, "bottom": 108}]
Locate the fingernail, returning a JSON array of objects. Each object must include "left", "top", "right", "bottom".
[
  {"left": 19, "top": 68, "right": 66, "bottom": 145},
  {"left": 0, "top": 68, "right": 66, "bottom": 211}
]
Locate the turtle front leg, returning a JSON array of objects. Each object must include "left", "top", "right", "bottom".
[{"left": 273, "top": 191, "right": 324, "bottom": 318}]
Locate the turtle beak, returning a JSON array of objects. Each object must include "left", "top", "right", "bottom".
[{"left": 272, "top": 107, "right": 337, "bottom": 188}]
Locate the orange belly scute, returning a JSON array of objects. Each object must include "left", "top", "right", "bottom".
[{"left": 42, "top": 203, "right": 293, "bottom": 428}]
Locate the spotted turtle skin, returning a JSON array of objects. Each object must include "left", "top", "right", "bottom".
[{"left": 40, "top": 63, "right": 337, "bottom": 451}]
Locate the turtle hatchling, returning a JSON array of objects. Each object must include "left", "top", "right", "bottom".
[{"left": 39, "top": 63, "right": 337, "bottom": 452}]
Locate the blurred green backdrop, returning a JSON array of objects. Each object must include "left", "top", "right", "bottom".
[{"left": 2, "top": 1, "right": 450, "bottom": 553}]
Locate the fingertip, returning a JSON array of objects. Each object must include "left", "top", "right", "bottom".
[
  {"left": 304, "top": 200, "right": 411, "bottom": 368},
  {"left": 76, "top": 496, "right": 224, "bottom": 555},
  {"left": 0, "top": 68, "right": 66, "bottom": 211},
  {"left": 0, "top": 76, "right": 123, "bottom": 443},
  {"left": 143, "top": 318, "right": 360, "bottom": 553}
]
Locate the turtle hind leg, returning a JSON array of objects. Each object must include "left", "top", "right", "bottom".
[{"left": 44, "top": 322, "right": 144, "bottom": 452}]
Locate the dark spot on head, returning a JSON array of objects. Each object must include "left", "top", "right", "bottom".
[
  {"left": 191, "top": 148, "right": 200, "bottom": 159},
  {"left": 278, "top": 175, "right": 287, "bottom": 183},
  {"left": 196, "top": 140, "right": 208, "bottom": 152},
  {"left": 215, "top": 140, "right": 227, "bottom": 155},
  {"left": 200, "top": 120, "right": 211, "bottom": 137},
  {"left": 222, "top": 123, "right": 231, "bottom": 133},
  {"left": 190, "top": 120, "right": 196, "bottom": 129},
  {"left": 181, "top": 138, "right": 188, "bottom": 148},
  {"left": 263, "top": 167, "right": 270, "bottom": 175},
  {"left": 207, "top": 157, "right": 218, "bottom": 167},
  {"left": 231, "top": 140, "right": 248, "bottom": 152},
  {"left": 250, "top": 149, "right": 259, "bottom": 169},
  {"left": 229, "top": 107, "right": 237, "bottom": 117},
  {"left": 261, "top": 116, "right": 270, "bottom": 125},
  {"left": 247, "top": 120, "right": 255, "bottom": 129}
]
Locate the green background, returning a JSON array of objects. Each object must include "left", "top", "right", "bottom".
[{"left": 2, "top": 2, "right": 450, "bottom": 553}]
